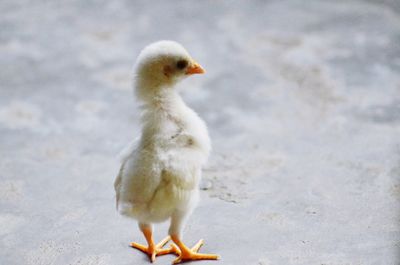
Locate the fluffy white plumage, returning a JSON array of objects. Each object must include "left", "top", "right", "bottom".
[{"left": 114, "top": 41, "right": 218, "bottom": 263}]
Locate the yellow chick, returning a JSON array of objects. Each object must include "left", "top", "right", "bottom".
[{"left": 114, "top": 41, "right": 219, "bottom": 264}]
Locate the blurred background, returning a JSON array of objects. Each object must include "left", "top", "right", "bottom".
[{"left": 1, "top": 1, "right": 399, "bottom": 264}]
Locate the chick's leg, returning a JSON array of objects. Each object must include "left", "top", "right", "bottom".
[
  {"left": 169, "top": 211, "right": 219, "bottom": 264},
  {"left": 130, "top": 223, "right": 174, "bottom": 262}
]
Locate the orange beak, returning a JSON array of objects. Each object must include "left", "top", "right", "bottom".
[{"left": 186, "top": 62, "right": 205, "bottom": 75}]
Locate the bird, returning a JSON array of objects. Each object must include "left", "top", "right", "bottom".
[{"left": 114, "top": 40, "right": 219, "bottom": 264}]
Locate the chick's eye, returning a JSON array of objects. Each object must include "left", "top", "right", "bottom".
[{"left": 176, "top": 60, "right": 188, "bottom": 70}]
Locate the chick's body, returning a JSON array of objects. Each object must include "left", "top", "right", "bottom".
[
  {"left": 114, "top": 41, "right": 218, "bottom": 264},
  {"left": 116, "top": 93, "right": 210, "bottom": 224}
]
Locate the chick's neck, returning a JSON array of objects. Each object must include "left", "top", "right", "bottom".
[{"left": 137, "top": 84, "right": 186, "bottom": 120}]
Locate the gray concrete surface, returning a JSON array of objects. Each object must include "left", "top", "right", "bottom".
[{"left": 1, "top": 1, "right": 400, "bottom": 264}]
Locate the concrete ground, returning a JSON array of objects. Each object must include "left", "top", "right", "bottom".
[{"left": 1, "top": 1, "right": 399, "bottom": 264}]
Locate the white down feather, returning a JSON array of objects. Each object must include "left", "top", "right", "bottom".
[{"left": 114, "top": 41, "right": 211, "bottom": 226}]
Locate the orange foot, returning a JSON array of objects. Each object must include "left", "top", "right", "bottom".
[
  {"left": 131, "top": 236, "right": 175, "bottom": 262},
  {"left": 171, "top": 237, "right": 219, "bottom": 264}
]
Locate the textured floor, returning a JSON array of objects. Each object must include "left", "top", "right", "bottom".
[{"left": 1, "top": 1, "right": 400, "bottom": 265}]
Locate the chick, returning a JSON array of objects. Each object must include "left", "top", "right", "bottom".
[{"left": 114, "top": 41, "right": 219, "bottom": 264}]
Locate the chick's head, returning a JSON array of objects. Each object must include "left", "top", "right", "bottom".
[{"left": 134, "top": 41, "right": 205, "bottom": 100}]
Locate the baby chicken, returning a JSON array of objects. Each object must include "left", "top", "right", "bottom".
[{"left": 114, "top": 41, "right": 219, "bottom": 264}]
